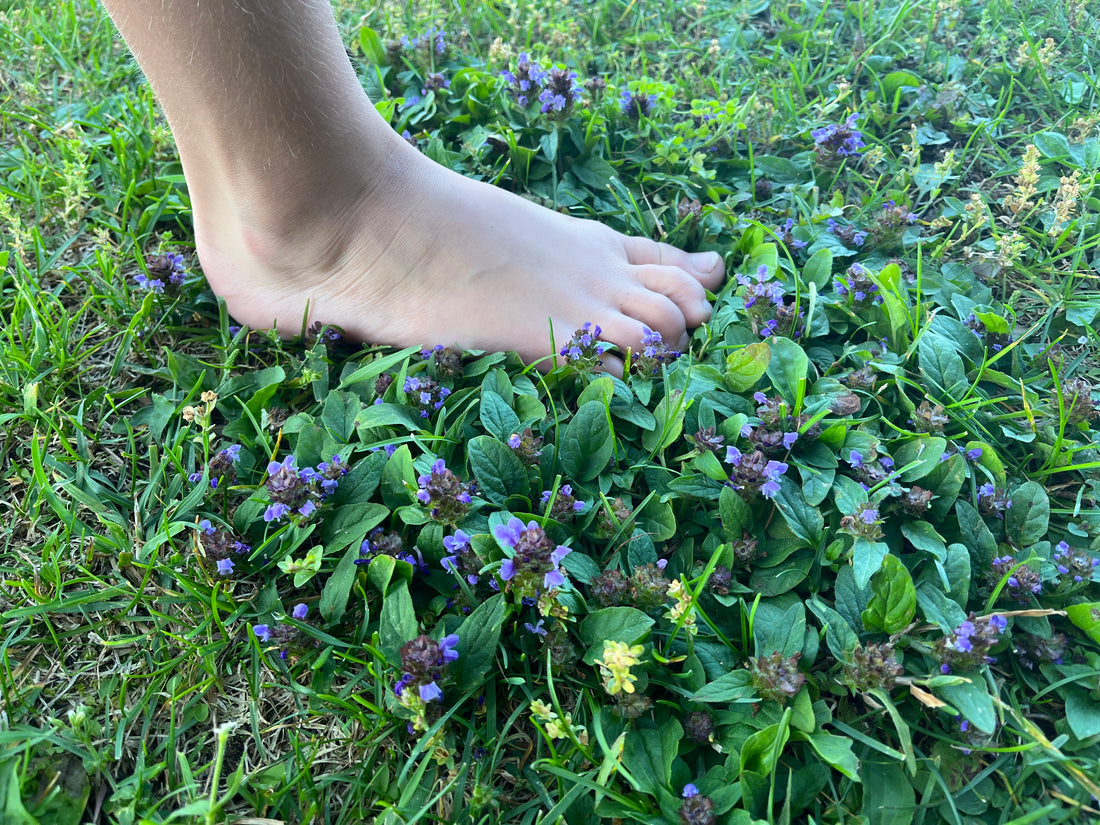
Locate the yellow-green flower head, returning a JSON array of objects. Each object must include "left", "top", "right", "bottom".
[{"left": 595, "top": 640, "right": 645, "bottom": 695}]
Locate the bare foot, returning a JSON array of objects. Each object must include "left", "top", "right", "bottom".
[{"left": 189, "top": 132, "right": 725, "bottom": 375}]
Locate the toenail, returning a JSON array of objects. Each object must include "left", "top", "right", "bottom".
[{"left": 691, "top": 251, "right": 721, "bottom": 270}]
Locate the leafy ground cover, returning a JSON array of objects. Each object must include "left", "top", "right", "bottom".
[{"left": 2, "top": 0, "right": 1100, "bottom": 822}]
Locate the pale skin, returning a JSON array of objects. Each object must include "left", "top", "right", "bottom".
[{"left": 101, "top": 0, "right": 725, "bottom": 376}]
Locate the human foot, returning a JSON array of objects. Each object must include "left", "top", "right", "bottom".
[{"left": 190, "top": 135, "right": 725, "bottom": 375}]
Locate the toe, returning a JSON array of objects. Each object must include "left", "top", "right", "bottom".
[
  {"left": 611, "top": 288, "right": 690, "bottom": 353},
  {"left": 633, "top": 264, "right": 712, "bottom": 327},
  {"left": 621, "top": 236, "right": 726, "bottom": 288}
]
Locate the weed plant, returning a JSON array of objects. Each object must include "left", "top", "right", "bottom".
[{"left": 2, "top": 0, "right": 1100, "bottom": 823}]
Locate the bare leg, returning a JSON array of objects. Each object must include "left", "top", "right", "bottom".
[{"left": 101, "top": 0, "right": 725, "bottom": 374}]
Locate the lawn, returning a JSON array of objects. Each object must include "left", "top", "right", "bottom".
[{"left": 2, "top": 0, "right": 1100, "bottom": 823}]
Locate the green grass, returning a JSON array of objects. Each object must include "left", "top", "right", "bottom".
[{"left": 2, "top": 0, "right": 1100, "bottom": 823}]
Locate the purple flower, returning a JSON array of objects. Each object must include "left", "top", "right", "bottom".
[
  {"left": 763, "top": 460, "right": 789, "bottom": 480},
  {"left": 848, "top": 450, "right": 864, "bottom": 468},
  {"left": 292, "top": 603, "right": 308, "bottom": 620},
  {"left": 264, "top": 502, "right": 290, "bottom": 522},
  {"left": 439, "top": 634, "right": 460, "bottom": 663},
  {"left": 253, "top": 624, "right": 272, "bottom": 643},
  {"left": 965, "top": 447, "right": 983, "bottom": 461},
  {"left": 133, "top": 273, "right": 165, "bottom": 293},
  {"left": 216, "top": 557, "right": 235, "bottom": 575},
  {"left": 620, "top": 89, "right": 657, "bottom": 118},
  {"left": 682, "top": 784, "right": 700, "bottom": 798},
  {"left": 493, "top": 517, "right": 572, "bottom": 596},
  {"left": 782, "top": 431, "right": 798, "bottom": 450},
  {"left": 419, "top": 681, "right": 443, "bottom": 702},
  {"left": 811, "top": 113, "right": 866, "bottom": 158},
  {"left": 525, "top": 619, "right": 548, "bottom": 636},
  {"left": 725, "top": 445, "right": 743, "bottom": 465}
]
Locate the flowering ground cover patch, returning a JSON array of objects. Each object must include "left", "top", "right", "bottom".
[{"left": 1, "top": 0, "right": 1100, "bottom": 823}]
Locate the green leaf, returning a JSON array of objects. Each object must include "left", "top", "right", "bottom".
[
  {"left": 937, "top": 674, "right": 996, "bottom": 734},
  {"left": 861, "top": 555, "right": 917, "bottom": 634},
  {"left": 754, "top": 602, "right": 806, "bottom": 658},
  {"left": 955, "top": 501, "right": 996, "bottom": 566},
  {"left": 926, "top": 454, "right": 967, "bottom": 521},
  {"left": 852, "top": 538, "right": 889, "bottom": 590},
  {"left": 320, "top": 539, "right": 363, "bottom": 623},
  {"left": 580, "top": 607, "right": 655, "bottom": 651},
  {"left": 807, "top": 598, "right": 859, "bottom": 660},
  {"left": 379, "top": 580, "right": 418, "bottom": 661},
  {"left": 900, "top": 521, "right": 946, "bottom": 562},
  {"left": 467, "top": 435, "right": 529, "bottom": 504},
  {"left": 367, "top": 554, "right": 398, "bottom": 595},
  {"left": 797, "top": 730, "right": 860, "bottom": 780},
  {"left": 693, "top": 449, "right": 729, "bottom": 482},
  {"left": 355, "top": 402, "right": 427, "bottom": 433},
  {"left": 621, "top": 718, "right": 681, "bottom": 795},
  {"left": 724, "top": 342, "right": 771, "bottom": 392},
  {"left": 479, "top": 390, "right": 521, "bottom": 441},
  {"left": 892, "top": 436, "right": 948, "bottom": 482},
  {"left": 915, "top": 580, "right": 967, "bottom": 631},
  {"left": 1034, "top": 131, "right": 1073, "bottom": 160},
  {"left": 860, "top": 762, "right": 916, "bottom": 825},
  {"left": 380, "top": 445, "right": 418, "bottom": 507},
  {"left": 918, "top": 332, "right": 968, "bottom": 398},
  {"left": 639, "top": 497, "right": 677, "bottom": 542},
  {"left": 340, "top": 345, "right": 420, "bottom": 388},
  {"left": 321, "top": 502, "right": 389, "bottom": 548},
  {"left": 1004, "top": 481, "right": 1049, "bottom": 548},
  {"left": 642, "top": 390, "right": 686, "bottom": 453},
  {"left": 357, "top": 25, "right": 387, "bottom": 63},
  {"left": 1066, "top": 688, "right": 1100, "bottom": 739},
  {"left": 719, "top": 485, "right": 753, "bottom": 537},
  {"left": 765, "top": 337, "right": 808, "bottom": 403},
  {"left": 772, "top": 478, "right": 824, "bottom": 546},
  {"left": 1066, "top": 602, "right": 1100, "bottom": 645},
  {"left": 800, "top": 247, "right": 833, "bottom": 289},
  {"left": 883, "top": 69, "right": 922, "bottom": 97},
  {"left": 941, "top": 542, "right": 972, "bottom": 605},
  {"left": 691, "top": 668, "right": 757, "bottom": 703},
  {"left": 560, "top": 401, "right": 614, "bottom": 482},
  {"left": 322, "top": 390, "right": 362, "bottom": 443},
  {"left": 740, "top": 719, "right": 790, "bottom": 777},
  {"left": 450, "top": 594, "right": 506, "bottom": 685}
]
